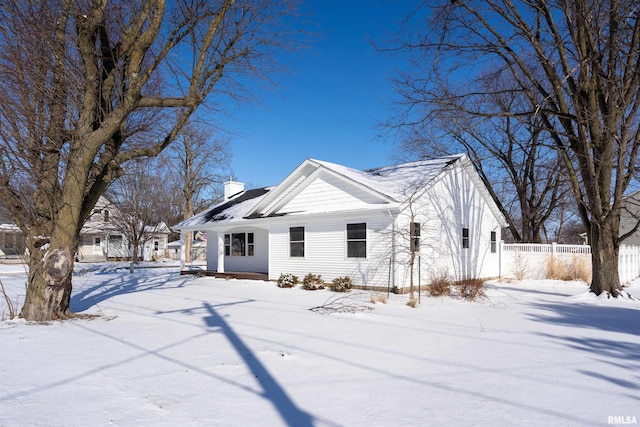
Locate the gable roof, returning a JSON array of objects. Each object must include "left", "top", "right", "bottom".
[
  {"left": 246, "top": 154, "right": 465, "bottom": 218},
  {"left": 315, "top": 154, "right": 462, "bottom": 201},
  {"left": 175, "top": 153, "right": 508, "bottom": 230}
]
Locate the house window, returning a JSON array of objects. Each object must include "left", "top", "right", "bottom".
[
  {"left": 232, "top": 233, "right": 245, "bottom": 256},
  {"left": 109, "top": 235, "right": 123, "bottom": 250},
  {"left": 462, "top": 228, "right": 469, "bottom": 249},
  {"left": 289, "top": 227, "right": 305, "bottom": 257},
  {"left": 410, "top": 222, "right": 420, "bottom": 253},
  {"left": 248, "top": 233, "right": 254, "bottom": 256},
  {"left": 94, "top": 237, "right": 101, "bottom": 249},
  {"left": 154, "top": 241, "right": 159, "bottom": 251},
  {"left": 103, "top": 210, "right": 109, "bottom": 222},
  {"left": 3, "top": 233, "right": 13, "bottom": 249},
  {"left": 224, "top": 233, "right": 254, "bottom": 256},
  {"left": 490, "top": 231, "right": 497, "bottom": 253},
  {"left": 347, "top": 223, "right": 366, "bottom": 258}
]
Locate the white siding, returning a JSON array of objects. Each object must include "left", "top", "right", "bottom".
[
  {"left": 279, "top": 173, "right": 386, "bottom": 215},
  {"left": 393, "top": 162, "right": 502, "bottom": 287},
  {"left": 269, "top": 213, "right": 394, "bottom": 287},
  {"left": 263, "top": 172, "right": 309, "bottom": 213}
]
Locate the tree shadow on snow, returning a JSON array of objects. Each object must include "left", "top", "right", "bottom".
[
  {"left": 202, "top": 302, "right": 314, "bottom": 427},
  {"left": 526, "top": 301, "right": 640, "bottom": 336},
  {"left": 535, "top": 333, "right": 640, "bottom": 399},
  {"left": 70, "top": 271, "right": 193, "bottom": 312},
  {"left": 158, "top": 301, "right": 316, "bottom": 427},
  {"left": 530, "top": 301, "right": 640, "bottom": 398}
]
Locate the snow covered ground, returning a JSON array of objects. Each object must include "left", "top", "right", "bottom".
[{"left": 1, "top": 262, "right": 639, "bottom": 426}]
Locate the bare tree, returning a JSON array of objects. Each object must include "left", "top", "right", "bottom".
[
  {"left": 163, "top": 123, "right": 230, "bottom": 263},
  {"left": 391, "top": 1, "right": 640, "bottom": 296},
  {"left": 106, "top": 160, "right": 167, "bottom": 263},
  {"left": 397, "top": 87, "right": 569, "bottom": 243},
  {"left": 0, "top": 0, "right": 294, "bottom": 320}
]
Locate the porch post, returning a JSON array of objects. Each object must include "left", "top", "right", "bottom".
[
  {"left": 179, "top": 231, "right": 186, "bottom": 271},
  {"left": 217, "top": 232, "right": 225, "bottom": 273}
]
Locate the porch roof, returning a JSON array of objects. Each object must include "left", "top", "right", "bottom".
[{"left": 174, "top": 187, "right": 272, "bottom": 231}]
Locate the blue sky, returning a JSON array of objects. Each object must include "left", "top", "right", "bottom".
[{"left": 219, "top": 1, "right": 414, "bottom": 189}]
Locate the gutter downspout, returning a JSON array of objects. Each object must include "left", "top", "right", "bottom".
[{"left": 388, "top": 210, "right": 396, "bottom": 295}]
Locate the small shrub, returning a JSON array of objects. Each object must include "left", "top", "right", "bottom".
[
  {"left": 546, "top": 254, "right": 592, "bottom": 282},
  {"left": 407, "top": 297, "right": 418, "bottom": 308},
  {"left": 512, "top": 249, "right": 528, "bottom": 280},
  {"left": 277, "top": 273, "right": 299, "bottom": 288},
  {"left": 0, "top": 279, "right": 16, "bottom": 320},
  {"left": 329, "top": 276, "right": 353, "bottom": 292},
  {"left": 302, "top": 273, "right": 325, "bottom": 290},
  {"left": 545, "top": 255, "right": 569, "bottom": 280},
  {"left": 455, "top": 278, "right": 486, "bottom": 301},
  {"left": 569, "top": 255, "right": 591, "bottom": 283},
  {"left": 428, "top": 273, "right": 453, "bottom": 297},
  {"left": 370, "top": 293, "right": 387, "bottom": 304}
]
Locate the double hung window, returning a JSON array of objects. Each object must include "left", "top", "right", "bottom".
[
  {"left": 490, "top": 231, "right": 496, "bottom": 253},
  {"left": 289, "top": 227, "right": 305, "bottom": 257},
  {"left": 410, "top": 222, "right": 420, "bottom": 253},
  {"left": 462, "top": 228, "right": 469, "bottom": 249},
  {"left": 347, "top": 223, "right": 366, "bottom": 258}
]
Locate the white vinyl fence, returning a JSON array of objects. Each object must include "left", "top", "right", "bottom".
[{"left": 499, "top": 242, "right": 640, "bottom": 284}]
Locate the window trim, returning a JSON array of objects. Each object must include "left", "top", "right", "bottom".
[
  {"left": 247, "top": 232, "right": 255, "bottom": 257},
  {"left": 462, "top": 227, "right": 469, "bottom": 249},
  {"left": 289, "top": 226, "right": 305, "bottom": 258},
  {"left": 346, "top": 223, "right": 367, "bottom": 258},
  {"left": 224, "top": 234, "right": 231, "bottom": 256},
  {"left": 410, "top": 222, "right": 421, "bottom": 253}
]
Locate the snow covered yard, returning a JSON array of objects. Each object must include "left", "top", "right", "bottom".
[{"left": 1, "top": 264, "right": 639, "bottom": 427}]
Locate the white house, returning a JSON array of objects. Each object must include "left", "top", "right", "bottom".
[
  {"left": 174, "top": 154, "right": 507, "bottom": 292},
  {"left": 76, "top": 196, "right": 170, "bottom": 262}
]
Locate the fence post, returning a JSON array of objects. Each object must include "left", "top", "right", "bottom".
[
  {"left": 551, "top": 242, "right": 557, "bottom": 258},
  {"left": 499, "top": 240, "right": 504, "bottom": 278}
]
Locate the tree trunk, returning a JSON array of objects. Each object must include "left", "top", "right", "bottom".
[
  {"left": 20, "top": 240, "right": 76, "bottom": 321},
  {"left": 20, "top": 186, "right": 82, "bottom": 321},
  {"left": 132, "top": 242, "right": 140, "bottom": 263},
  {"left": 589, "top": 222, "right": 621, "bottom": 297}
]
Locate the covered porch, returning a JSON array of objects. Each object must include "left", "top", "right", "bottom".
[{"left": 178, "top": 226, "right": 269, "bottom": 276}]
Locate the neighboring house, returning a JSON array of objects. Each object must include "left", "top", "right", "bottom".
[
  {"left": 167, "top": 238, "right": 207, "bottom": 261},
  {"left": 620, "top": 190, "right": 640, "bottom": 246},
  {"left": 0, "top": 203, "right": 26, "bottom": 259},
  {"left": 174, "top": 154, "right": 508, "bottom": 292},
  {"left": 77, "top": 196, "right": 170, "bottom": 261},
  {"left": 0, "top": 223, "right": 25, "bottom": 258}
]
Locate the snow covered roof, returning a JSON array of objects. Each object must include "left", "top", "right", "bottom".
[
  {"left": 310, "top": 154, "right": 462, "bottom": 202},
  {"left": 174, "top": 187, "right": 272, "bottom": 230},
  {"left": 174, "top": 154, "right": 487, "bottom": 230},
  {"left": 0, "top": 223, "right": 20, "bottom": 232}
]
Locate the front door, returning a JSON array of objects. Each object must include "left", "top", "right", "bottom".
[{"left": 93, "top": 236, "right": 102, "bottom": 254}]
